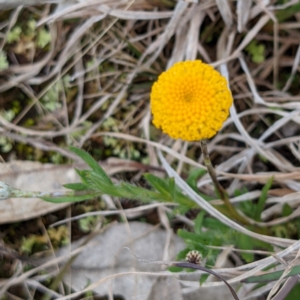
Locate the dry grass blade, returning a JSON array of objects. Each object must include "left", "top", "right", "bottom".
[
  {"left": 233, "top": 14, "right": 270, "bottom": 55},
  {"left": 237, "top": 0, "right": 252, "bottom": 32},
  {"left": 185, "top": 5, "right": 205, "bottom": 60},
  {"left": 272, "top": 276, "right": 299, "bottom": 300},
  {"left": 145, "top": 1, "right": 189, "bottom": 65},
  {"left": 215, "top": 0, "right": 233, "bottom": 28},
  {"left": 267, "top": 249, "right": 300, "bottom": 299}
]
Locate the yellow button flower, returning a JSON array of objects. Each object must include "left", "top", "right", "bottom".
[{"left": 150, "top": 60, "right": 233, "bottom": 141}]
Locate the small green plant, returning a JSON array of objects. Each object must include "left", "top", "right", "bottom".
[
  {"left": 20, "top": 226, "right": 68, "bottom": 254},
  {"left": 41, "top": 80, "right": 63, "bottom": 112},
  {"left": 245, "top": 40, "right": 265, "bottom": 63},
  {"left": 41, "top": 146, "right": 199, "bottom": 209},
  {"left": 7, "top": 26, "right": 22, "bottom": 43},
  {"left": 40, "top": 147, "right": 273, "bottom": 265},
  {"left": 102, "top": 118, "right": 142, "bottom": 160},
  {"left": 0, "top": 50, "right": 9, "bottom": 71},
  {"left": 7, "top": 20, "right": 51, "bottom": 49}
]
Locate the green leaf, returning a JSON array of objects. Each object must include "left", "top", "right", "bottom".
[
  {"left": 74, "top": 168, "right": 170, "bottom": 203},
  {"left": 69, "top": 146, "right": 113, "bottom": 185},
  {"left": 173, "top": 190, "right": 199, "bottom": 208},
  {"left": 238, "top": 198, "right": 255, "bottom": 219},
  {"left": 282, "top": 203, "right": 293, "bottom": 217},
  {"left": 7, "top": 26, "right": 22, "bottom": 43},
  {"left": 0, "top": 51, "right": 9, "bottom": 71},
  {"left": 143, "top": 174, "right": 198, "bottom": 205},
  {"left": 254, "top": 177, "right": 273, "bottom": 221},
  {"left": 236, "top": 234, "right": 254, "bottom": 263},
  {"left": 176, "top": 248, "right": 191, "bottom": 261},
  {"left": 87, "top": 172, "right": 163, "bottom": 202},
  {"left": 27, "top": 19, "right": 36, "bottom": 31},
  {"left": 37, "top": 28, "right": 51, "bottom": 48},
  {"left": 178, "top": 229, "right": 215, "bottom": 246},
  {"left": 125, "top": 40, "right": 142, "bottom": 58},
  {"left": 276, "top": 3, "right": 300, "bottom": 23},
  {"left": 172, "top": 205, "right": 190, "bottom": 216},
  {"left": 144, "top": 173, "right": 172, "bottom": 199},
  {"left": 78, "top": 216, "right": 98, "bottom": 232},
  {"left": 42, "top": 192, "right": 101, "bottom": 203},
  {"left": 88, "top": 171, "right": 122, "bottom": 197},
  {"left": 243, "top": 265, "right": 300, "bottom": 283},
  {"left": 200, "top": 274, "right": 209, "bottom": 285},
  {"left": 203, "top": 217, "right": 228, "bottom": 232},
  {"left": 186, "top": 168, "right": 206, "bottom": 192},
  {"left": 168, "top": 177, "right": 176, "bottom": 201},
  {"left": 194, "top": 211, "right": 205, "bottom": 235},
  {"left": 75, "top": 169, "right": 93, "bottom": 186},
  {"left": 185, "top": 168, "right": 213, "bottom": 200},
  {"left": 168, "top": 266, "right": 183, "bottom": 272},
  {"left": 120, "top": 182, "right": 166, "bottom": 202},
  {"left": 234, "top": 187, "right": 249, "bottom": 197},
  {"left": 63, "top": 182, "right": 90, "bottom": 191},
  {"left": 245, "top": 41, "right": 265, "bottom": 63}
]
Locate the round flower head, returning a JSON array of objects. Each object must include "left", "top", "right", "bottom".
[
  {"left": 186, "top": 250, "right": 202, "bottom": 265},
  {"left": 150, "top": 60, "right": 233, "bottom": 141}
]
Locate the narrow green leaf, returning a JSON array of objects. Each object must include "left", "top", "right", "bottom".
[
  {"left": 176, "top": 248, "right": 191, "bottom": 261},
  {"left": 42, "top": 192, "right": 101, "bottom": 203},
  {"left": 236, "top": 234, "right": 254, "bottom": 263},
  {"left": 185, "top": 168, "right": 214, "bottom": 200},
  {"left": 254, "top": 177, "right": 273, "bottom": 221},
  {"left": 69, "top": 146, "right": 113, "bottom": 185},
  {"left": 177, "top": 229, "right": 214, "bottom": 245},
  {"left": 145, "top": 173, "right": 199, "bottom": 207},
  {"left": 186, "top": 168, "right": 206, "bottom": 192},
  {"left": 238, "top": 198, "right": 255, "bottom": 219},
  {"left": 168, "top": 177, "right": 176, "bottom": 201},
  {"left": 168, "top": 266, "right": 183, "bottom": 272},
  {"left": 173, "top": 190, "right": 199, "bottom": 208},
  {"left": 120, "top": 182, "right": 168, "bottom": 203},
  {"left": 276, "top": 3, "right": 300, "bottom": 23},
  {"left": 126, "top": 40, "right": 142, "bottom": 58},
  {"left": 75, "top": 169, "right": 99, "bottom": 189},
  {"left": 200, "top": 274, "right": 209, "bottom": 285},
  {"left": 88, "top": 172, "right": 123, "bottom": 197},
  {"left": 282, "top": 203, "right": 293, "bottom": 217},
  {"left": 63, "top": 182, "right": 89, "bottom": 191},
  {"left": 203, "top": 217, "right": 228, "bottom": 232},
  {"left": 144, "top": 173, "right": 172, "bottom": 199},
  {"left": 88, "top": 172, "right": 166, "bottom": 202},
  {"left": 194, "top": 211, "right": 205, "bottom": 235},
  {"left": 172, "top": 206, "right": 190, "bottom": 216}
]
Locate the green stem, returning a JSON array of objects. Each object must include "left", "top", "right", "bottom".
[
  {"left": 0, "top": 180, "right": 92, "bottom": 200},
  {"left": 200, "top": 140, "right": 250, "bottom": 225}
]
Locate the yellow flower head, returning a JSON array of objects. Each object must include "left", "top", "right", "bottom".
[{"left": 150, "top": 60, "right": 233, "bottom": 141}]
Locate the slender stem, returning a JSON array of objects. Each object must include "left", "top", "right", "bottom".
[
  {"left": 200, "top": 139, "right": 249, "bottom": 225},
  {"left": 0, "top": 181, "right": 94, "bottom": 200}
]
